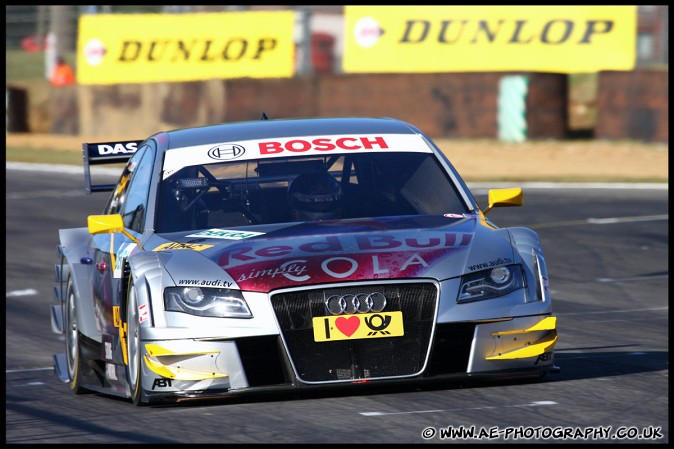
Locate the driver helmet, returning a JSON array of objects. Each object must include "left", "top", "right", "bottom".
[{"left": 287, "top": 172, "right": 343, "bottom": 221}]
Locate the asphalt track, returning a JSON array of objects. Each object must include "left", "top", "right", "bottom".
[{"left": 5, "top": 164, "right": 669, "bottom": 444}]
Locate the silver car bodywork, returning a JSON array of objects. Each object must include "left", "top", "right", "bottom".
[{"left": 51, "top": 117, "right": 556, "bottom": 405}]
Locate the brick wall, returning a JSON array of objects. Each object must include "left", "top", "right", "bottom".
[
  {"left": 595, "top": 70, "right": 668, "bottom": 143},
  {"left": 527, "top": 73, "right": 568, "bottom": 139},
  {"left": 32, "top": 70, "right": 667, "bottom": 143},
  {"left": 225, "top": 72, "right": 567, "bottom": 139},
  {"left": 225, "top": 77, "right": 318, "bottom": 121},
  {"left": 316, "top": 73, "right": 501, "bottom": 138}
]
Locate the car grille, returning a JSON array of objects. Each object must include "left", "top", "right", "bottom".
[{"left": 271, "top": 282, "right": 438, "bottom": 383}]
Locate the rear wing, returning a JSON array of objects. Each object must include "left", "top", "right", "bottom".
[{"left": 83, "top": 140, "right": 143, "bottom": 194}]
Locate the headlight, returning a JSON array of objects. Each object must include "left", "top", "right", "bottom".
[
  {"left": 457, "top": 264, "right": 525, "bottom": 303},
  {"left": 164, "top": 287, "right": 253, "bottom": 318}
]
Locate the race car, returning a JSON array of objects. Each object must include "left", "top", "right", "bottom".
[{"left": 51, "top": 116, "right": 557, "bottom": 405}]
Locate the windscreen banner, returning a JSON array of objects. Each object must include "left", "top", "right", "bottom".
[
  {"left": 77, "top": 11, "right": 296, "bottom": 85},
  {"left": 343, "top": 5, "right": 636, "bottom": 74}
]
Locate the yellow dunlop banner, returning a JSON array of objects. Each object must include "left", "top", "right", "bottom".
[
  {"left": 344, "top": 5, "right": 636, "bottom": 74},
  {"left": 77, "top": 11, "right": 296, "bottom": 85}
]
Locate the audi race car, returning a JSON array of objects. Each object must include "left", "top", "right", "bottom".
[{"left": 51, "top": 116, "right": 557, "bottom": 405}]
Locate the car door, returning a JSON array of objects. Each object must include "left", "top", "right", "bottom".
[{"left": 90, "top": 142, "right": 156, "bottom": 372}]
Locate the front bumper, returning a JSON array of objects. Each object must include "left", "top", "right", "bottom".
[{"left": 135, "top": 314, "right": 557, "bottom": 401}]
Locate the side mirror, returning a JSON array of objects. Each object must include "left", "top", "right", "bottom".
[
  {"left": 88, "top": 214, "right": 143, "bottom": 249},
  {"left": 483, "top": 188, "right": 523, "bottom": 215},
  {"left": 88, "top": 214, "right": 125, "bottom": 234}
]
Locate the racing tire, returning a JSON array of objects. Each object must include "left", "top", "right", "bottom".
[
  {"left": 65, "top": 276, "right": 88, "bottom": 394},
  {"left": 126, "top": 278, "right": 148, "bottom": 406}
]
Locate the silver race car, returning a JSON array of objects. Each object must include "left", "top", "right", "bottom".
[{"left": 51, "top": 117, "right": 557, "bottom": 405}]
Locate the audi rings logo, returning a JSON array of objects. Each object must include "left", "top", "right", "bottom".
[
  {"left": 208, "top": 144, "right": 245, "bottom": 161},
  {"left": 325, "top": 292, "right": 387, "bottom": 315}
]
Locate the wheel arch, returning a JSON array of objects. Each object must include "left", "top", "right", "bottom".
[
  {"left": 59, "top": 228, "right": 100, "bottom": 341},
  {"left": 127, "top": 251, "right": 168, "bottom": 330},
  {"left": 507, "top": 227, "right": 551, "bottom": 303}
]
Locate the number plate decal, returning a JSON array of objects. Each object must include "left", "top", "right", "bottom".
[{"left": 312, "top": 312, "right": 404, "bottom": 342}]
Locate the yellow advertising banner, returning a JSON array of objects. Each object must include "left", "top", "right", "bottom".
[
  {"left": 343, "top": 6, "right": 636, "bottom": 73},
  {"left": 77, "top": 11, "right": 296, "bottom": 85}
]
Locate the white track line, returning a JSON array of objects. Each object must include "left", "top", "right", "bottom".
[
  {"left": 6, "top": 162, "right": 120, "bottom": 175},
  {"left": 6, "top": 367, "right": 53, "bottom": 373},
  {"left": 6, "top": 162, "right": 669, "bottom": 189},
  {"left": 360, "top": 401, "right": 557, "bottom": 417},
  {"left": 557, "top": 306, "right": 668, "bottom": 316},
  {"left": 6, "top": 288, "right": 38, "bottom": 297}
]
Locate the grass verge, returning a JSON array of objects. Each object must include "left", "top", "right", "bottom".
[{"left": 7, "top": 146, "right": 85, "bottom": 166}]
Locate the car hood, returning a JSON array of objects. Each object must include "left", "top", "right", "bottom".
[{"left": 160, "top": 215, "right": 515, "bottom": 293}]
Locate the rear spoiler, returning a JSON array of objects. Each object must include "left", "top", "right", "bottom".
[{"left": 83, "top": 140, "right": 144, "bottom": 194}]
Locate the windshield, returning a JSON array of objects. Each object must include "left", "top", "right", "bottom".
[{"left": 155, "top": 152, "right": 469, "bottom": 233}]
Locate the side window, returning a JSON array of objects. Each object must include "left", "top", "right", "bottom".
[
  {"left": 103, "top": 144, "right": 156, "bottom": 232},
  {"left": 104, "top": 153, "right": 142, "bottom": 216},
  {"left": 120, "top": 145, "right": 156, "bottom": 232}
]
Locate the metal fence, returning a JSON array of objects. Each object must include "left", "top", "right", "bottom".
[{"left": 5, "top": 6, "right": 321, "bottom": 51}]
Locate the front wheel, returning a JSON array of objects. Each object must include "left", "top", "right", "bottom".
[{"left": 126, "top": 279, "right": 147, "bottom": 406}]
